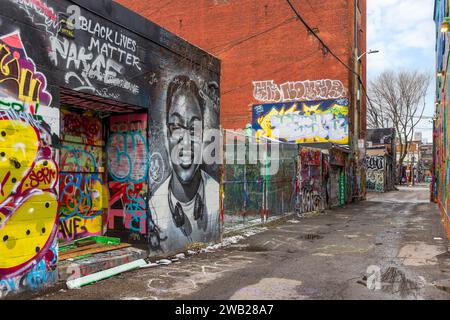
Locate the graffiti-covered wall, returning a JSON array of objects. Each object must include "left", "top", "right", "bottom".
[
  {"left": 0, "top": 26, "right": 59, "bottom": 297},
  {"left": 59, "top": 109, "right": 106, "bottom": 242},
  {"left": 107, "top": 113, "right": 149, "bottom": 243},
  {"left": 366, "top": 155, "right": 386, "bottom": 193},
  {"left": 252, "top": 99, "right": 349, "bottom": 145},
  {"left": 298, "top": 148, "right": 324, "bottom": 214},
  {"left": 0, "top": 0, "right": 220, "bottom": 296},
  {"left": 434, "top": 0, "right": 450, "bottom": 238}
]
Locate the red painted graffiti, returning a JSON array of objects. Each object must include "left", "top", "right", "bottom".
[{"left": 27, "top": 166, "right": 57, "bottom": 189}]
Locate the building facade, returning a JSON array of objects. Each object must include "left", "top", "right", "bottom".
[
  {"left": 117, "top": 0, "right": 367, "bottom": 130},
  {"left": 397, "top": 140, "right": 422, "bottom": 185},
  {"left": 0, "top": 0, "right": 221, "bottom": 297},
  {"left": 433, "top": 0, "right": 450, "bottom": 238},
  {"left": 117, "top": 0, "right": 368, "bottom": 200}
]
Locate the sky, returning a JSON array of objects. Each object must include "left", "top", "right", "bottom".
[{"left": 367, "top": 0, "right": 436, "bottom": 143}]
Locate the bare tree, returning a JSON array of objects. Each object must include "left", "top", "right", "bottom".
[{"left": 367, "top": 70, "right": 431, "bottom": 182}]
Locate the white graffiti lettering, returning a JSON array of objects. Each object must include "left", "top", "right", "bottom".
[
  {"left": 50, "top": 36, "right": 140, "bottom": 95},
  {"left": 366, "top": 156, "right": 385, "bottom": 171},
  {"left": 0, "top": 106, "right": 43, "bottom": 130},
  {"left": 253, "top": 80, "right": 347, "bottom": 103},
  {"left": 270, "top": 113, "right": 348, "bottom": 142},
  {"left": 79, "top": 16, "right": 140, "bottom": 67}
]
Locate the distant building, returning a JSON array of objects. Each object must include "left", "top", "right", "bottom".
[
  {"left": 414, "top": 132, "right": 423, "bottom": 142},
  {"left": 419, "top": 144, "right": 433, "bottom": 182},
  {"left": 396, "top": 140, "right": 421, "bottom": 185},
  {"left": 397, "top": 141, "right": 421, "bottom": 167}
]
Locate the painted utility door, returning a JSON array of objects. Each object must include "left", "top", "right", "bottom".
[
  {"left": 339, "top": 170, "right": 346, "bottom": 205},
  {"left": 106, "top": 114, "right": 149, "bottom": 244},
  {"left": 58, "top": 109, "right": 107, "bottom": 243},
  {"left": 330, "top": 166, "right": 341, "bottom": 208}
]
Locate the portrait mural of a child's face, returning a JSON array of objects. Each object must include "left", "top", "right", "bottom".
[
  {"left": 166, "top": 77, "right": 204, "bottom": 185},
  {"left": 148, "top": 74, "right": 220, "bottom": 254}
]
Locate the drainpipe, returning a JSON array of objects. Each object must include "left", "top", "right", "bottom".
[{"left": 352, "top": 0, "right": 360, "bottom": 201}]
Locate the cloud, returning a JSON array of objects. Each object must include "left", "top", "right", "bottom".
[
  {"left": 367, "top": 0, "right": 435, "bottom": 77},
  {"left": 367, "top": 0, "right": 436, "bottom": 141}
]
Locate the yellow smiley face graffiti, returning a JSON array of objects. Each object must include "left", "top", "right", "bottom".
[
  {"left": 0, "top": 191, "right": 58, "bottom": 269},
  {"left": 0, "top": 119, "right": 58, "bottom": 272}
]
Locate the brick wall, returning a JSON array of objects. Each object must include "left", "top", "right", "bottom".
[{"left": 116, "top": 0, "right": 367, "bottom": 133}]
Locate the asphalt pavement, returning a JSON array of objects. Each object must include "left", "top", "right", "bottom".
[{"left": 36, "top": 185, "right": 450, "bottom": 300}]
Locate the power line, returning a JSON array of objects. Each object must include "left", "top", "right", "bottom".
[
  {"left": 285, "top": 0, "right": 349, "bottom": 72},
  {"left": 222, "top": 47, "right": 321, "bottom": 96},
  {"left": 210, "top": 16, "right": 299, "bottom": 55},
  {"left": 285, "top": 0, "right": 378, "bottom": 115}
]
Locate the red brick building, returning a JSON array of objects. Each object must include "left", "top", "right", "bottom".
[{"left": 116, "top": 0, "right": 366, "bottom": 141}]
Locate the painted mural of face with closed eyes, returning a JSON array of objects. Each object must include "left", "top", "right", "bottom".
[{"left": 167, "top": 83, "right": 203, "bottom": 185}]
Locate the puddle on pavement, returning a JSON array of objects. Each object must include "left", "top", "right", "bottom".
[{"left": 312, "top": 253, "right": 335, "bottom": 257}]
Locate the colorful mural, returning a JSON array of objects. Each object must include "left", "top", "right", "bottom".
[
  {"left": 434, "top": 0, "right": 450, "bottom": 238},
  {"left": 0, "top": 31, "right": 58, "bottom": 296},
  {"left": 148, "top": 76, "right": 221, "bottom": 254},
  {"left": 107, "top": 113, "right": 149, "bottom": 243},
  {"left": 59, "top": 109, "right": 106, "bottom": 242},
  {"left": 252, "top": 99, "right": 349, "bottom": 144}
]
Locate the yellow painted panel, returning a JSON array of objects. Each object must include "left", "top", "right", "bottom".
[
  {"left": 0, "top": 120, "right": 39, "bottom": 203},
  {"left": 0, "top": 191, "right": 57, "bottom": 269}
]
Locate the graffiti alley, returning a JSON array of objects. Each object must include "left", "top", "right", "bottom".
[{"left": 1, "top": 0, "right": 448, "bottom": 308}]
